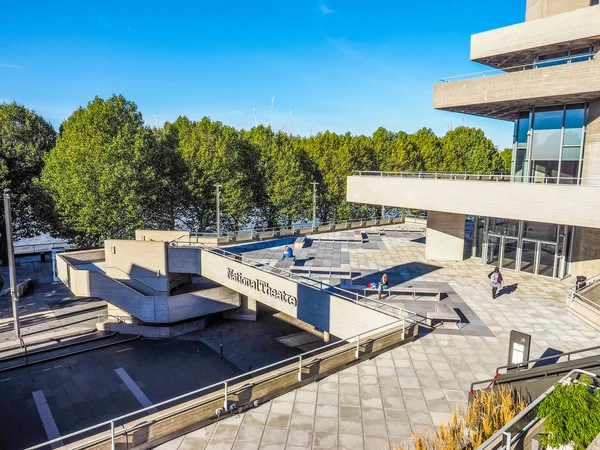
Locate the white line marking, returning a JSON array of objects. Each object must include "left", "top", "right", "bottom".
[
  {"left": 32, "top": 390, "right": 63, "bottom": 448},
  {"left": 114, "top": 367, "right": 157, "bottom": 413},
  {"left": 116, "top": 347, "right": 133, "bottom": 353}
]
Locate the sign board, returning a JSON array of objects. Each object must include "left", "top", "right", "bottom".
[
  {"left": 507, "top": 330, "right": 531, "bottom": 371},
  {"left": 51, "top": 248, "right": 65, "bottom": 282}
]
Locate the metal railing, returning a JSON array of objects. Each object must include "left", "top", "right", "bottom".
[
  {"left": 25, "top": 319, "right": 411, "bottom": 450},
  {"left": 14, "top": 241, "right": 71, "bottom": 255},
  {"left": 494, "top": 344, "right": 600, "bottom": 375},
  {"left": 475, "top": 369, "right": 599, "bottom": 450},
  {"left": 200, "top": 245, "right": 419, "bottom": 321},
  {"left": 440, "top": 52, "right": 596, "bottom": 83},
  {"left": 171, "top": 215, "right": 421, "bottom": 242},
  {"left": 354, "top": 171, "right": 600, "bottom": 185}
]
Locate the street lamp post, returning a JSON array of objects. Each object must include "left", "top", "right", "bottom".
[
  {"left": 310, "top": 182, "right": 319, "bottom": 229},
  {"left": 215, "top": 183, "right": 221, "bottom": 237},
  {"left": 3, "top": 189, "right": 20, "bottom": 340}
]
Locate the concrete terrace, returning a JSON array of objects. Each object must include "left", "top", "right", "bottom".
[{"left": 155, "top": 227, "right": 600, "bottom": 450}]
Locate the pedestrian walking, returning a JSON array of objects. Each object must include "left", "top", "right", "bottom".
[{"left": 488, "top": 266, "right": 504, "bottom": 299}]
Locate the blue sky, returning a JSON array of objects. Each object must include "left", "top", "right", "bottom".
[{"left": 0, "top": 0, "right": 525, "bottom": 149}]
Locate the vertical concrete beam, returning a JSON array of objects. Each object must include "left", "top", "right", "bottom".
[
  {"left": 571, "top": 227, "right": 600, "bottom": 278},
  {"left": 582, "top": 99, "right": 600, "bottom": 184},
  {"left": 425, "top": 211, "right": 466, "bottom": 261},
  {"left": 223, "top": 294, "right": 257, "bottom": 321}
]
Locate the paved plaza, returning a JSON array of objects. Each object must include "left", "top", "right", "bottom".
[{"left": 156, "top": 228, "right": 600, "bottom": 450}]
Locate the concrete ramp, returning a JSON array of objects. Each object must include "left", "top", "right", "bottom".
[{"left": 197, "top": 248, "right": 411, "bottom": 339}]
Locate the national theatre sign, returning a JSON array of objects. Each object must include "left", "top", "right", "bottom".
[{"left": 226, "top": 268, "right": 298, "bottom": 307}]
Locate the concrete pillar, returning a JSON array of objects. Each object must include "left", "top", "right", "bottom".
[
  {"left": 582, "top": 99, "right": 600, "bottom": 183},
  {"left": 570, "top": 227, "right": 600, "bottom": 278},
  {"left": 323, "top": 331, "right": 330, "bottom": 343},
  {"left": 425, "top": 211, "right": 466, "bottom": 261},
  {"left": 223, "top": 294, "right": 257, "bottom": 321}
]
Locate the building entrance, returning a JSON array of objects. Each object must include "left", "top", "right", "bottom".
[{"left": 480, "top": 217, "right": 571, "bottom": 279}]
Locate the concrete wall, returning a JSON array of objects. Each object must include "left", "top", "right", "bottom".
[
  {"left": 168, "top": 247, "right": 201, "bottom": 274},
  {"left": 346, "top": 175, "right": 600, "bottom": 228},
  {"left": 135, "top": 230, "right": 190, "bottom": 242},
  {"left": 57, "top": 252, "right": 240, "bottom": 323},
  {"left": 425, "top": 211, "right": 465, "bottom": 261},
  {"left": 433, "top": 59, "right": 600, "bottom": 120},
  {"left": 105, "top": 240, "right": 169, "bottom": 295},
  {"left": 199, "top": 250, "right": 398, "bottom": 339},
  {"left": 526, "top": 0, "right": 591, "bottom": 21},
  {"left": 472, "top": 5, "right": 600, "bottom": 64},
  {"left": 582, "top": 99, "right": 600, "bottom": 182},
  {"left": 571, "top": 227, "right": 600, "bottom": 277}
]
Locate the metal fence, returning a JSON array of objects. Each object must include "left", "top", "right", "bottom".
[{"left": 25, "top": 320, "right": 411, "bottom": 450}]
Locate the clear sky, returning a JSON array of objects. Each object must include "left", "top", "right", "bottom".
[{"left": 0, "top": 0, "right": 526, "bottom": 150}]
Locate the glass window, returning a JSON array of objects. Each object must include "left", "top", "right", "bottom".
[
  {"left": 536, "top": 51, "right": 569, "bottom": 68},
  {"left": 524, "top": 222, "right": 557, "bottom": 242},
  {"left": 489, "top": 218, "right": 519, "bottom": 237},
  {"left": 515, "top": 148, "right": 526, "bottom": 179},
  {"left": 559, "top": 161, "right": 580, "bottom": 184},
  {"left": 516, "top": 111, "right": 529, "bottom": 146},
  {"left": 531, "top": 161, "right": 559, "bottom": 183},
  {"left": 563, "top": 105, "right": 585, "bottom": 146},
  {"left": 562, "top": 146, "right": 581, "bottom": 161},
  {"left": 531, "top": 107, "right": 563, "bottom": 160}
]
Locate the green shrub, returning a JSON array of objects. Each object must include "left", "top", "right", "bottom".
[{"left": 537, "top": 375, "right": 600, "bottom": 450}]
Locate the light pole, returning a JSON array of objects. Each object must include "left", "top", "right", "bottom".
[
  {"left": 3, "top": 189, "right": 20, "bottom": 340},
  {"left": 310, "top": 182, "right": 319, "bottom": 229},
  {"left": 215, "top": 183, "right": 221, "bottom": 237}
]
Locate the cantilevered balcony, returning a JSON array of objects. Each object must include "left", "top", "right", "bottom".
[
  {"left": 346, "top": 172, "right": 600, "bottom": 228},
  {"left": 433, "top": 58, "right": 600, "bottom": 120},
  {"left": 471, "top": 4, "right": 600, "bottom": 69}
]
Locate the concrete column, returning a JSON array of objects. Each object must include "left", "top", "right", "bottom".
[
  {"left": 582, "top": 99, "right": 600, "bottom": 183},
  {"left": 223, "top": 294, "right": 257, "bottom": 321},
  {"left": 323, "top": 331, "right": 330, "bottom": 343},
  {"left": 570, "top": 227, "right": 600, "bottom": 278},
  {"left": 425, "top": 211, "right": 466, "bottom": 261}
]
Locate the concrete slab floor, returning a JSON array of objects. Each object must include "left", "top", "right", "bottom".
[{"left": 153, "top": 229, "right": 600, "bottom": 450}]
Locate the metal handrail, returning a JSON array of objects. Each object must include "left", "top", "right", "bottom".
[
  {"left": 475, "top": 369, "right": 599, "bottom": 450},
  {"left": 495, "top": 344, "right": 600, "bottom": 375},
  {"left": 441, "top": 52, "right": 596, "bottom": 83},
  {"left": 354, "top": 171, "right": 600, "bottom": 185},
  {"left": 170, "top": 215, "right": 420, "bottom": 243},
  {"left": 201, "top": 245, "right": 419, "bottom": 321},
  {"left": 25, "top": 319, "right": 410, "bottom": 450}
]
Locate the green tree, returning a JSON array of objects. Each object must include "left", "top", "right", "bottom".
[
  {"left": 499, "top": 148, "right": 512, "bottom": 173},
  {"left": 441, "top": 126, "right": 504, "bottom": 173},
  {"left": 244, "top": 126, "right": 314, "bottom": 228},
  {"left": 409, "top": 127, "right": 443, "bottom": 171},
  {"left": 0, "top": 102, "right": 56, "bottom": 264},
  {"left": 169, "top": 116, "right": 256, "bottom": 233},
  {"left": 40, "top": 95, "right": 174, "bottom": 246}
]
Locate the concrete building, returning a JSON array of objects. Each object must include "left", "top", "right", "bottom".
[{"left": 348, "top": 0, "right": 600, "bottom": 280}]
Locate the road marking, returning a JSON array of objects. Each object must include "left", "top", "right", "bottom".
[
  {"left": 32, "top": 390, "right": 63, "bottom": 448},
  {"left": 116, "top": 347, "right": 133, "bottom": 353},
  {"left": 114, "top": 367, "right": 157, "bottom": 413}
]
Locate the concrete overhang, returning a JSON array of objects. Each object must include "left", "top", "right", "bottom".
[
  {"left": 471, "top": 5, "right": 600, "bottom": 68},
  {"left": 346, "top": 176, "right": 600, "bottom": 228},
  {"left": 433, "top": 59, "right": 600, "bottom": 121}
]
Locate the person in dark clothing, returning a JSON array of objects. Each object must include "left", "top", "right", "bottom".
[{"left": 488, "top": 266, "right": 504, "bottom": 299}]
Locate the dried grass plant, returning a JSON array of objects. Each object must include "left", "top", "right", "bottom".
[{"left": 392, "top": 386, "right": 528, "bottom": 450}]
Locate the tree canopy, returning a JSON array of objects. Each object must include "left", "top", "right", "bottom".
[
  {"left": 0, "top": 102, "right": 56, "bottom": 263},
  {"left": 5, "top": 93, "right": 512, "bottom": 247}
]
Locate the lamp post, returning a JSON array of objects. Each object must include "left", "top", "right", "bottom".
[
  {"left": 310, "top": 182, "right": 319, "bottom": 229},
  {"left": 215, "top": 183, "right": 221, "bottom": 237},
  {"left": 3, "top": 189, "right": 20, "bottom": 340}
]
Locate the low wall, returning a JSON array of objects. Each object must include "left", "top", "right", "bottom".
[
  {"left": 135, "top": 230, "right": 189, "bottom": 242},
  {"left": 59, "top": 321, "right": 418, "bottom": 450}
]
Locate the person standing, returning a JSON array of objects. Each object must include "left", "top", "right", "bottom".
[{"left": 488, "top": 267, "right": 504, "bottom": 299}]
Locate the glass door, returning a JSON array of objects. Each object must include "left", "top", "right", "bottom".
[
  {"left": 486, "top": 235, "right": 500, "bottom": 266},
  {"left": 538, "top": 243, "right": 557, "bottom": 277},
  {"left": 521, "top": 240, "right": 537, "bottom": 274},
  {"left": 502, "top": 237, "right": 518, "bottom": 271}
]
